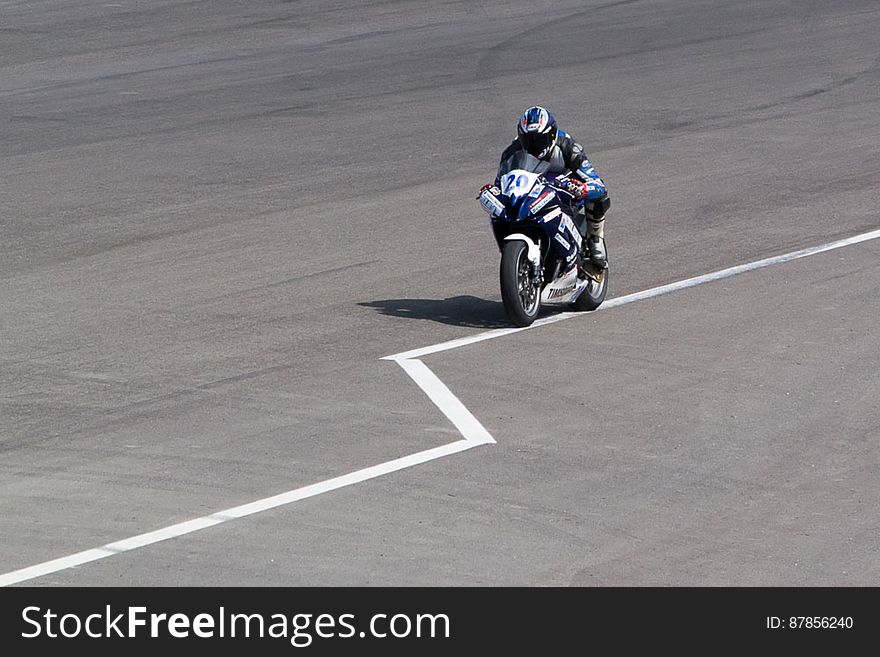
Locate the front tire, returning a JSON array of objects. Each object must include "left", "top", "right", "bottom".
[{"left": 500, "top": 240, "right": 541, "bottom": 327}]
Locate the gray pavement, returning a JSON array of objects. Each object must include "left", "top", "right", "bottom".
[{"left": 1, "top": 0, "right": 878, "bottom": 585}]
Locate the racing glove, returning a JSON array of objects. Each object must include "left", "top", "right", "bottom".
[{"left": 564, "top": 178, "right": 588, "bottom": 200}]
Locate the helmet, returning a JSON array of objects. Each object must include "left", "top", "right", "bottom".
[{"left": 517, "top": 106, "right": 558, "bottom": 159}]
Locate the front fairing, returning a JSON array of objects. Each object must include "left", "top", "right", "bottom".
[
  {"left": 490, "top": 180, "right": 580, "bottom": 271},
  {"left": 492, "top": 170, "right": 564, "bottom": 224}
]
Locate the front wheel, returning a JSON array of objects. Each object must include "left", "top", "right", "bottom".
[{"left": 500, "top": 240, "right": 541, "bottom": 327}]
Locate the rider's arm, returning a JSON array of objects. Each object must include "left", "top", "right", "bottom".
[
  {"left": 559, "top": 131, "right": 611, "bottom": 221},
  {"left": 559, "top": 132, "right": 608, "bottom": 200}
]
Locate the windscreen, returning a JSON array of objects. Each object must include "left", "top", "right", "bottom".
[{"left": 497, "top": 151, "right": 551, "bottom": 178}]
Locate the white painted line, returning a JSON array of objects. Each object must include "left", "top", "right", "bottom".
[
  {"left": 4, "top": 227, "right": 877, "bottom": 587},
  {"left": 381, "top": 327, "right": 526, "bottom": 361},
  {"left": 394, "top": 357, "right": 496, "bottom": 445},
  {"left": 600, "top": 226, "right": 880, "bottom": 310},
  {"left": 384, "top": 227, "right": 880, "bottom": 360},
  {"left": 0, "top": 438, "right": 479, "bottom": 587}
]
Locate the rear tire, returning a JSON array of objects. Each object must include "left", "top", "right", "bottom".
[
  {"left": 500, "top": 240, "right": 541, "bottom": 327},
  {"left": 571, "top": 265, "right": 608, "bottom": 311}
]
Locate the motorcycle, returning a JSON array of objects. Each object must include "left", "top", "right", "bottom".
[{"left": 478, "top": 151, "right": 608, "bottom": 327}]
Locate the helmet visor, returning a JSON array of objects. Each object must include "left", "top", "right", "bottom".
[{"left": 518, "top": 130, "right": 554, "bottom": 157}]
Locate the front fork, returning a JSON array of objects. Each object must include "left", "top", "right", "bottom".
[{"left": 532, "top": 261, "right": 544, "bottom": 288}]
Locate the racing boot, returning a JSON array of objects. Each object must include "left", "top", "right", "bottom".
[{"left": 586, "top": 219, "right": 607, "bottom": 269}]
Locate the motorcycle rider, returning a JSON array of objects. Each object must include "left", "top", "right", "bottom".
[{"left": 483, "top": 106, "right": 610, "bottom": 268}]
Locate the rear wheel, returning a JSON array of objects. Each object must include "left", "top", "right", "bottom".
[
  {"left": 500, "top": 240, "right": 541, "bottom": 327},
  {"left": 571, "top": 263, "right": 608, "bottom": 311}
]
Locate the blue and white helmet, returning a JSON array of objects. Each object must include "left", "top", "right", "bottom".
[{"left": 517, "top": 106, "right": 558, "bottom": 159}]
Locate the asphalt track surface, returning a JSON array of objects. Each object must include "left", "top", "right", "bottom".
[{"left": 1, "top": 0, "right": 878, "bottom": 586}]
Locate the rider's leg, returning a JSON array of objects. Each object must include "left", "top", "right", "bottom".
[
  {"left": 586, "top": 219, "right": 606, "bottom": 268},
  {"left": 584, "top": 194, "right": 610, "bottom": 268}
]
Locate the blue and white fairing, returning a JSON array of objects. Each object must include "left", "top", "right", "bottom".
[{"left": 479, "top": 156, "right": 583, "bottom": 269}]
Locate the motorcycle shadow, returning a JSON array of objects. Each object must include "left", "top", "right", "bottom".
[{"left": 360, "top": 296, "right": 523, "bottom": 329}]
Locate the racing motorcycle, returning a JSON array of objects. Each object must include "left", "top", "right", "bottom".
[{"left": 478, "top": 151, "right": 608, "bottom": 327}]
